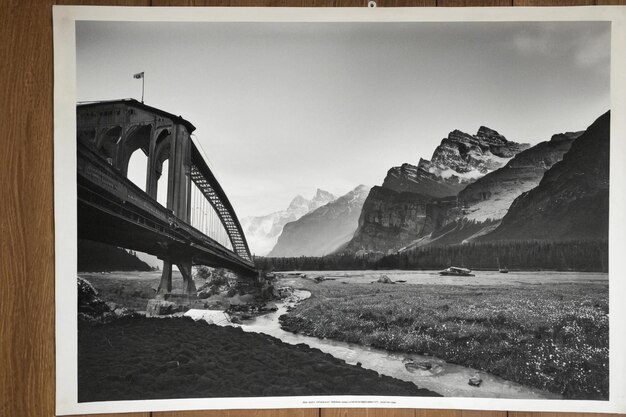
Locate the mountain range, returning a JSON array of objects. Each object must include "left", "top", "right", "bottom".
[
  {"left": 269, "top": 185, "right": 371, "bottom": 257},
  {"left": 341, "top": 115, "right": 607, "bottom": 255},
  {"left": 382, "top": 127, "right": 529, "bottom": 198},
  {"left": 481, "top": 111, "right": 609, "bottom": 242},
  {"left": 241, "top": 189, "right": 336, "bottom": 255},
  {"left": 344, "top": 126, "right": 529, "bottom": 254},
  {"left": 251, "top": 112, "right": 609, "bottom": 259},
  {"left": 458, "top": 131, "right": 580, "bottom": 222}
]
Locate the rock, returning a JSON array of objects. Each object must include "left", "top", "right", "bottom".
[
  {"left": 468, "top": 375, "right": 483, "bottom": 387},
  {"left": 277, "top": 287, "right": 294, "bottom": 299},
  {"left": 197, "top": 289, "right": 211, "bottom": 299},
  {"left": 146, "top": 299, "right": 184, "bottom": 317},
  {"left": 410, "top": 362, "right": 432, "bottom": 371},
  {"left": 377, "top": 275, "right": 394, "bottom": 284},
  {"left": 77, "top": 277, "right": 111, "bottom": 318},
  {"left": 113, "top": 307, "right": 136, "bottom": 318},
  {"left": 404, "top": 359, "right": 437, "bottom": 374},
  {"left": 78, "top": 276, "right": 97, "bottom": 301},
  {"left": 230, "top": 316, "right": 242, "bottom": 324}
]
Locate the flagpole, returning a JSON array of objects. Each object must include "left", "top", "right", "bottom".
[{"left": 134, "top": 72, "right": 145, "bottom": 103}]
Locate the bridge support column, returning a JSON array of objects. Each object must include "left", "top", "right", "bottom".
[
  {"left": 145, "top": 130, "right": 158, "bottom": 200},
  {"left": 167, "top": 124, "right": 192, "bottom": 223},
  {"left": 176, "top": 261, "right": 197, "bottom": 295},
  {"left": 157, "top": 260, "right": 173, "bottom": 295}
]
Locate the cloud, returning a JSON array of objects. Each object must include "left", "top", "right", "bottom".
[
  {"left": 509, "top": 22, "right": 610, "bottom": 73},
  {"left": 574, "top": 27, "right": 611, "bottom": 70}
]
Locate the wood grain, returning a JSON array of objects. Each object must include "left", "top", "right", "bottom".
[
  {"left": 510, "top": 413, "right": 626, "bottom": 417},
  {"left": 1, "top": 0, "right": 624, "bottom": 417},
  {"left": 322, "top": 408, "right": 415, "bottom": 417},
  {"left": 416, "top": 411, "right": 505, "bottom": 417},
  {"left": 513, "top": 0, "right": 593, "bottom": 6},
  {"left": 0, "top": 1, "right": 55, "bottom": 417},
  {"left": 73, "top": 414, "right": 150, "bottom": 417},
  {"left": 151, "top": 0, "right": 368, "bottom": 7},
  {"left": 55, "top": 0, "right": 152, "bottom": 5},
  {"left": 436, "top": 0, "right": 513, "bottom": 6}
]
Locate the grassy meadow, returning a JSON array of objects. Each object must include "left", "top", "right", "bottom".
[{"left": 279, "top": 277, "right": 608, "bottom": 400}]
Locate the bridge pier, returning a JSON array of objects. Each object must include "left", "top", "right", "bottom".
[
  {"left": 157, "top": 259, "right": 197, "bottom": 296},
  {"left": 157, "top": 261, "right": 173, "bottom": 295},
  {"left": 176, "top": 260, "right": 197, "bottom": 295}
]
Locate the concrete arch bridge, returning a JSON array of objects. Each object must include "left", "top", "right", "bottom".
[{"left": 76, "top": 99, "right": 256, "bottom": 295}]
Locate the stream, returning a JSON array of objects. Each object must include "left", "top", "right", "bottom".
[{"left": 185, "top": 288, "right": 560, "bottom": 399}]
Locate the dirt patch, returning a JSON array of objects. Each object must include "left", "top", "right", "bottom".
[{"left": 78, "top": 316, "right": 439, "bottom": 402}]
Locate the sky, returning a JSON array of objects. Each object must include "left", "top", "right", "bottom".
[{"left": 76, "top": 20, "right": 610, "bottom": 220}]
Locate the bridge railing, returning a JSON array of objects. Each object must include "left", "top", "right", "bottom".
[
  {"left": 189, "top": 144, "right": 253, "bottom": 263},
  {"left": 78, "top": 142, "right": 255, "bottom": 270}
]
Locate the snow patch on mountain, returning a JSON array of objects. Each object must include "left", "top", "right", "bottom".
[
  {"left": 268, "top": 185, "right": 371, "bottom": 257},
  {"left": 240, "top": 189, "right": 336, "bottom": 256}
]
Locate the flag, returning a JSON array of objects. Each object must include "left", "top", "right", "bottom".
[{"left": 133, "top": 72, "right": 144, "bottom": 79}]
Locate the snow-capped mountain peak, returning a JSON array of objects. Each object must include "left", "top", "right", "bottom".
[
  {"left": 268, "top": 185, "right": 372, "bottom": 257},
  {"left": 241, "top": 189, "right": 336, "bottom": 255},
  {"left": 382, "top": 127, "right": 529, "bottom": 198}
]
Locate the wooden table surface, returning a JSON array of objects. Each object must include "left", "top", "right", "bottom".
[{"left": 0, "top": 0, "right": 623, "bottom": 416}]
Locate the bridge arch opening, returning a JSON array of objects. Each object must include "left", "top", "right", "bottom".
[
  {"left": 152, "top": 137, "right": 172, "bottom": 208},
  {"left": 127, "top": 149, "right": 148, "bottom": 192},
  {"left": 157, "top": 159, "right": 169, "bottom": 207},
  {"left": 121, "top": 125, "right": 151, "bottom": 176}
]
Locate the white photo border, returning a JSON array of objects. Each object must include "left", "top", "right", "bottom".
[{"left": 53, "top": 5, "right": 626, "bottom": 415}]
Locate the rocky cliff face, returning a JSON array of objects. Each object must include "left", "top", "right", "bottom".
[
  {"left": 268, "top": 185, "right": 371, "bottom": 257},
  {"left": 383, "top": 127, "right": 529, "bottom": 198},
  {"left": 240, "top": 189, "right": 336, "bottom": 255},
  {"left": 341, "top": 187, "right": 462, "bottom": 254},
  {"left": 480, "top": 111, "right": 609, "bottom": 242},
  {"left": 344, "top": 126, "right": 528, "bottom": 254},
  {"left": 458, "top": 131, "right": 580, "bottom": 222}
]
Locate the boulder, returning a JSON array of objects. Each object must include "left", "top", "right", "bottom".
[
  {"left": 377, "top": 274, "right": 394, "bottom": 284},
  {"left": 468, "top": 375, "right": 483, "bottom": 387},
  {"left": 197, "top": 289, "right": 212, "bottom": 299},
  {"left": 113, "top": 307, "right": 136, "bottom": 319},
  {"left": 77, "top": 277, "right": 110, "bottom": 318},
  {"left": 146, "top": 299, "right": 184, "bottom": 317},
  {"left": 407, "top": 361, "right": 432, "bottom": 371}
]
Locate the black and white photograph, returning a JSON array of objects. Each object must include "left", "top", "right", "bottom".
[{"left": 53, "top": 6, "right": 626, "bottom": 415}]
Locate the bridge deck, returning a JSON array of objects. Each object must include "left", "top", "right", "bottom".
[{"left": 77, "top": 142, "right": 257, "bottom": 276}]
